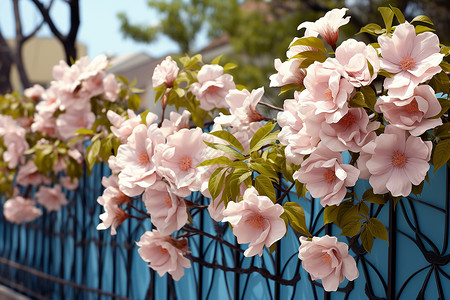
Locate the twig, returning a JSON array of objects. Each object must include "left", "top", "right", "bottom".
[{"left": 257, "top": 101, "right": 284, "bottom": 111}]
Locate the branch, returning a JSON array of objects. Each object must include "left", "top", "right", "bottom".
[
  {"left": 257, "top": 101, "right": 283, "bottom": 111},
  {"left": 187, "top": 254, "right": 301, "bottom": 286},
  {"left": 182, "top": 224, "right": 245, "bottom": 253},
  {"left": 30, "top": 0, "right": 64, "bottom": 41}
]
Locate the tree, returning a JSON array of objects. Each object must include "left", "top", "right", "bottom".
[
  {"left": 118, "top": 0, "right": 450, "bottom": 98},
  {"left": 0, "top": 0, "right": 80, "bottom": 93}
]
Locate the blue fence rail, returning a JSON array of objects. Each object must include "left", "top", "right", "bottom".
[{"left": 0, "top": 162, "right": 449, "bottom": 299}]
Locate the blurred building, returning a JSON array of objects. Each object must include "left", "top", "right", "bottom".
[{"left": 7, "top": 37, "right": 87, "bottom": 91}]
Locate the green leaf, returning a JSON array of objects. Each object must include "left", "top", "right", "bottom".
[
  {"left": 196, "top": 156, "right": 233, "bottom": 167},
  {"left": 255, "top": 174, "right": 276, "bottom": 202},
  {"left": 203, "top": 141, "right": 246, "bottom": 160},
  {"left": 378, "top": 69, "right": 394, "bottom": 78},
  {"left": 360, "top": 225, "right": 374, "bottom": 253},
  {"left": 238, "top": 170, "right": 253, "bottom": 184},
  {"left": 323, "top": 205, "right": 340, "bottom": 224},
  {"left": 390, "top": 6, "right": 405, "bottom": 24},
  {"left": 283, "top": 202, "right": 311, "bottom": 236},
  {"left": 357, "top": 23, "right": 385, "bottom": 36},
  {"left": 127, "top": 93, "right": 141, "bottom": 111},
  {"left": 250, "top": 131, "right": 279, "bottom": 153},
  {"left": 358, "top": 202, "right": 370, "bottom": 217},
  {"left": 249, "top": 160, "right": 278, "bottom": 182},
  {"left": 249, "top": 122, "right": 275, "bottom": 152},
  {"left": 73, "top": 128, "right": 95, "bottom": 135},
  {"left": 340, "top": 219, "right": 362, "bottom": 237},
  {"left": 154, "top": 85, "right": 167, "bottom": 103},
  {"left": 211, "top": 54, "right": 223, "bottom": 65},
  {"left": 209, "top": 130, "right": 245, "bottom": 153},
  {"left": 432, "top": 138, "right": 450, "bottom": 172},
  {"left": 415, "top": 25, "right": 435, "bottom": 34},
  {"left": 349, "top": 92, "right": 366, "bottom": 108},
  {"left": 378, "top": 7, "right": 394, "bottom": 33},
  {"left": 361, "top": 86, "right": 377, "bottom": 110},
  {"left": 295, "top": 181, "right": 306, "bottom": 198},
  {"left": 410, "top": 15, "right": 434, "bottom": 25},
  {"left": 367, "top": 218, "right": 388, "bottom": 241},
  {"left": 434, "top": 122, "right": 450, "bottom": 138},
  {"left": 289, "top": 36, "right": 326, "bottom": 53},
  {"left": 208, "top": 167, "right": 227, "bottom": 200},
  {"left": 429, "top": 71, "right": 450, "bottom": 97},
  {"left": 291, "top": 50, "right": 327, "bottom": 63},
  {"left": 86, "top": 140, "right": 101, "bottom": 172},
  {"left": 411, "top": 181, "right": 425, "bottom": 196},
  {"left": 440, "top": 61, "right": 450, "bottom": 73},
  {"left": 223, "top": 63, "right": 237, "bottom": 71},
  {"left": 279, "top": 84, "right": 300, "bottom": 95},
  {"left": 363, "top": 188, "right": 387, "bottom": 204}
]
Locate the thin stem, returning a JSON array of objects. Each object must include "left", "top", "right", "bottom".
[{"left": 257, "top": 101, "right": 283, "bottom": 112}]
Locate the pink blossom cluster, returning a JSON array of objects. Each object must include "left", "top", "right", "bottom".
[
  {"left": 0, "top": 115, "right": 29, "bottom": 169},
  {"left": 29, "top": 54, "right": 120, "bottom": 142},
  {"left": 97, "top": 108, "right": 208, "bottom": 279},
  {"left": 272, "top": 8, "right": 445, "bottom": 291}
]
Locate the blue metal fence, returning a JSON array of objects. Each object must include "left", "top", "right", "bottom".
[{"left": 0, "top": 162, "right": 449, "bottom": 299}]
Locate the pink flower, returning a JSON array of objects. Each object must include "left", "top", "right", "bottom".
[
  {"left": 277, "top": 92, "right": 325, "bottom": 163},
  {"left": 3, "top": 196, "right": 42, "bottom": 224},
  {"left": 56, "top": 108, "right": 96, "bottom": 142},
  {"left": 60, "top": 176, "right": 79, "bottom": 190},
  {"left": 31, "top": 113, "right": 57, "bottom": 137},
  {"left": 293, "top": 146, "right": 360, "bottom": 207},
  {"left": 361, "top": 126, "right": 432, "bottom": 196},
  {"left": 222, "top": 187, "right": 286, "bottom": 257},
  {"left": 298, "top": 235, "right": 359, "bottom": 292},
  {"left": 24, "top": 84, "right": 45, "bottom": 101},
  {"left": 137, "top": 230, "right": 191, "bottom": 281},
  {"left": 97, "top": 175, "right": 131, "bottom": 235},
  {"left": 35, "top": 88, "right": 60, "bottom": 118},
  {"left": 107, "top": 109, "right": 153, "bottom": 144},
  {"left": 35, "top": 185, "right": 68, "bottom": 212},
  {"left": 378, "top": 22, "right": 443, "bottom": 99},
  {"left": 152, "top": 56, "right": 179, "bottom": 88},
  {"left": 96, "top": 201, "right": 129, "bottom": 235},
  {"left": 153, "top": 128, "right": 207, "bottom": 192},
  {"left": 189, "top": 64, "right": 236, "bottom": 111},
  {"left": 375, "top": 85, "right": 442, "bottom": 136},
  {"left": 102, "top": 73, "right": 120, "bottom": 101},
  {"left": 333, "top": 39, "right": 380, "bottom": 87},
  {"left": 142, "top": 181, "right": 188, "bottom": 235},
  {"left": 116, "top": 124, "right": 165, "bottom": 196},
  {"left": 269, "top": 58, "right": 306, "bottom": 87},
  {"left": 0, "top": 115, "right": 29, "bottom": 169},
  {"left": 160, "top": 110, "right": 191, "bottom": 138},
  {"left": 303, "top": 60, "right": 354, "bottom": 123},
  {"left": 298, "top": 8, "right": 350, "bottom": 49},
  {"left": 16, "top": 160, "right": 49, "bottom": 186},
  {"left": 320, "top": 107, "right": 380, "bottom": 152}
]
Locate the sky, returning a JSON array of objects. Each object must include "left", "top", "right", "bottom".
[{"left": 0, "top": 0, "right": 209, "bottom": 59}]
